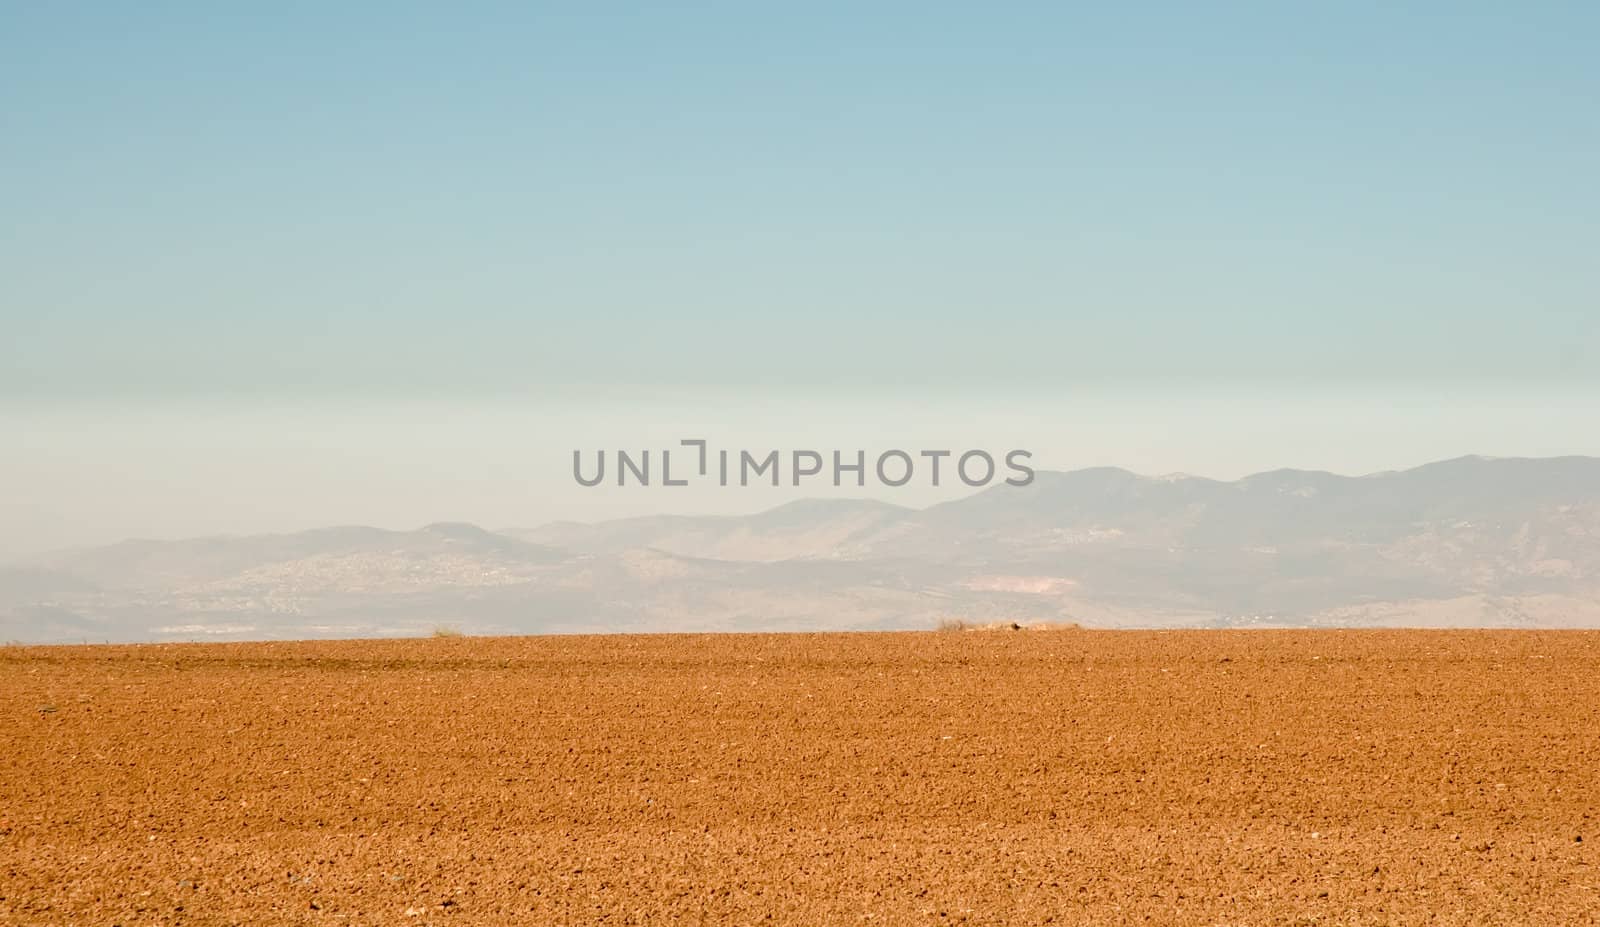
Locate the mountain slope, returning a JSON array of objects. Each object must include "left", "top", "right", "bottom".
[{"left": 4, "top": 456, "right": 1600, "bottom": 642}]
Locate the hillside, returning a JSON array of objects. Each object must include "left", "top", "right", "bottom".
[{"left": 4, "top": 456, "right": 1599, "bottom": 642}]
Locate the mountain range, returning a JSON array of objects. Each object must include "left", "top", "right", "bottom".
[{"left": 5, "top": 455, "right": 1600, "bottom": 643}]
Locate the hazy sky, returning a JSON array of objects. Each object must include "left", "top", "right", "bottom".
[{"left": 3, "top": 4, "right": 1598, "bottom": 553}]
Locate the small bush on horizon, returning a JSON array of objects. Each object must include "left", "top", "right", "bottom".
[{"left": 430, "top": 625, "right": 465, "bottom": 639}]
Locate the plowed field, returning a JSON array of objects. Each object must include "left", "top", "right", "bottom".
[{"left": 4, "top": 630, "right": 1598, "bottom": 925}]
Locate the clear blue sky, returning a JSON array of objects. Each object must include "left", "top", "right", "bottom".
[
  {"left": 3, "top": 4, "right": 1600, "bottom": 551},
  {"left": 4, "top": 2, "right": 1597, "bottom": 398}
]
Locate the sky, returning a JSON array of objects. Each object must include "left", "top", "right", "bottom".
[{"left": 3, "top": 3, "right": 1599, "bottom": 553}]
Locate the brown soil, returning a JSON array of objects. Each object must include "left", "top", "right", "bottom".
[{"left": 3, "top": 630, "right": 1598, "bottom": 925}]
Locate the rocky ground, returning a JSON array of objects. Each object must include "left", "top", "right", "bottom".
[{"left": 3, "top": 629, "right": 1598, "bottom": 925}]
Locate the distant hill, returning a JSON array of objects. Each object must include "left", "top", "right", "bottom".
[
  {"left": 5, "top": 456, "right": 1599, "bottom": 642},
  {"left": 518, "top": 498, "right": 914, "bottom": 562}
]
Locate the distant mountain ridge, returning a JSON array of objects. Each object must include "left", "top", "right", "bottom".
[{"left": 5, "top": 456, "right": 1600, "bottom": 642}]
